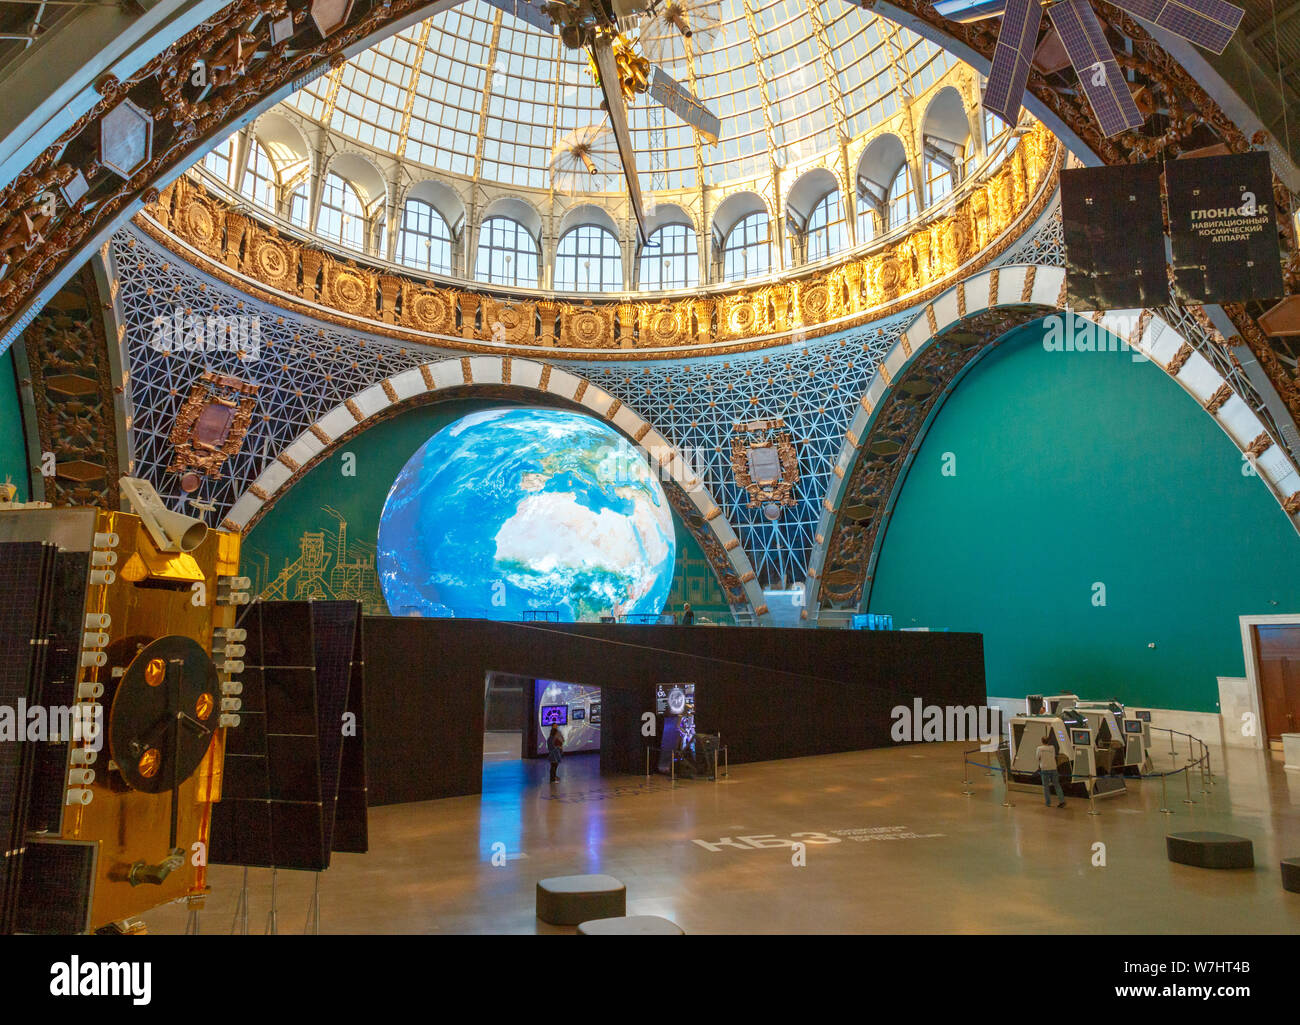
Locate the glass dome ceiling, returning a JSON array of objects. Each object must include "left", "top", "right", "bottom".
[{"left": 284, "top": 0, "right": 959, "bottom": 194}]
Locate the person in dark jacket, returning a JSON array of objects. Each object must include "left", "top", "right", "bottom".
[
  {"left": 681, "top": 603, "right": 694, "bottom": 625},
  {"left": 547, "top": 724, "right": 564, "bottom": 783}
]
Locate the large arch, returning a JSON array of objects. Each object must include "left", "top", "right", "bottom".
[
  {"left": 804, "top": 262, "right": 1300, "bottom": 618},
  {"left": 219, "top": 354, "right": 772, "bottom": 622}
]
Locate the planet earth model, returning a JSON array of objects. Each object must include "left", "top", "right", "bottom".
[{"left": 377, "top": 407, "right": 677, "bottom": 621}]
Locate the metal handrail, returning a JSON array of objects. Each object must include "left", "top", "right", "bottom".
[{"left": 961, "top": 723, "right": 1216, "bottom": 816}]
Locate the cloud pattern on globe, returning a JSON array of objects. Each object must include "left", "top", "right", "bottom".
[{"left": 377, "top": 407, "right": 677, "bottom": 621}]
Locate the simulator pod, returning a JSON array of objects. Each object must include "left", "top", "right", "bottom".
[
  {"left": 1026, "top": 694, "right": 1080, "bottom": 716},
  {"left": 1072, "top": 700, "right": 1153, "bottom": 776},
  {"left": 1008, "top": 712, "right": 1127, "bottom": 799}
]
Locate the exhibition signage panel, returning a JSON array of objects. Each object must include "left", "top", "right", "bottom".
[
  {"left": 1166, "top": 151, "right": 1284, "bottom": 305},
  {"left": 1061, "top": 164, "right": 1168, "bottom": 310}
]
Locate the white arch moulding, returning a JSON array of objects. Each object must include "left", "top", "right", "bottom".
[
  {"left": 803, "top": 263, "right": 1300, "bottom": 615},
  {"left": 218, "top": 354, "right": 773, "bottom": 622}
]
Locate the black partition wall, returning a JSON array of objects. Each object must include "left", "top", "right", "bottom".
[{"left": 362, "top": 618, "right": 985, "bottom": 806}]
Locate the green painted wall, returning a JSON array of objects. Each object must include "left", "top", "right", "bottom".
[
  {"left": 244, "top": 398, "right": 733, "bottom": 621},
  {"left": 0, "top": 350, "right": 29, "bottom": 501},
  {"left": 867, "top": 318, "right": 1300, "bottom": 712}
]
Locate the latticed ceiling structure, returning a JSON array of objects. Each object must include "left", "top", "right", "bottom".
[{"left": 287, "top": 0, "right": 956, "bottom": 193}]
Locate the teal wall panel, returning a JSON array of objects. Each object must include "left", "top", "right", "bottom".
[
  {"left": 867, "top": 319, "right": 1300, "bottom": 712},
  {"left": 0, "top": 350, "right": 29, "bottom": 501}
]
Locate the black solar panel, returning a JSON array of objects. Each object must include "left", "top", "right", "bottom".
[
  {"left": 13, "top": 839, "right": 96, "bottom": 935},
  {"left": 210, "top": 601, "right": 367, "bottom": 871},
  {"left": 482, "top": 0, "right": 555, "bottom": 33},
  {"left": 333, "top": 616, "right": 368, "bottom": 855},
  {"left": 0, "top": 542, "right": 57, "bottom": 934},
  {"left": 311, "top": 602, "right": 358, "bottom": 859},
  {"left": 984, "top": 0, "right": 1042, "bottom": 126},
  {"left": 1111, "top": 0, "right": 1243, "bottom": 55},
  {"left": 1049, "top": 0, "right": 1146, "bottom": 137}
]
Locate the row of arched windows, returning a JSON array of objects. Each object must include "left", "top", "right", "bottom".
[{"left": 200, "top": 110, "right": 1015, "bottom": 292}]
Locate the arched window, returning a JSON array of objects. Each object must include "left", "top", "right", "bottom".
[
  {"left": 556, "top": 225, "right": 622, "bottom": 292},
  {"left": 475, "top": 216, "right": 539, "bottom": 287},
  {"left": 855, "top": 194, "right": 877, "bottom": 245},
  {"left": 887, "top": 167, "right": 916, "bottom": 230},
  {"left": 397, "top": 199, "right": 452, "bottom": 274},
  {"left": 924, "top": 154, "right": 954, "bottom": 207},
  {"left": 203, "top": 137, "right": 233, "bottom": 185},
  {"left": 723, "top": 212, "right": 770, "bottom": 282},
  {"left": 640, "top": 223, "right": 699, "bottom": 290},
  {"left": 318, "top": 173, "right": 366, "bottom": 251},
  {"left": 806, "top": 191, "right": 848, "bottom": 263},
  {"left": 240, "top": 139, "right": 277, "bottom": 211},
  {"left": 983, "top": 110, "right": 1017, "bottom": 173},
  {"left": 288, "top": 183, "right": 310, "bottom": 228}
]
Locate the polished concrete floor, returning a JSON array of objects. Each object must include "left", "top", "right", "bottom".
[{"left": 144, "top": 733, "right": 1300, "bottom": 934}]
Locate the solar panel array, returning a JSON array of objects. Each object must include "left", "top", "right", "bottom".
[
  {"left": 984, "top": 0, "right": 1042, "bottom": 127},
  {"left": 1111, "top": 0, "right": 1244, "bottom": 55},
  {"left": 649, "top": 65, "right": 722, "bottom": 144},
  {"left": 482, "top": 0, "right": 556, "bottom": 33},
  {"left": 209, "top": 601, "right": 366, "bottom": 871},
  {"left": 1049, "top": 0, "right": 1145, "bottom": 138},
  {"left": 0, "top": 542, "right": 57, "bottom": 934},
  {"left": 13, "top": 839, "right": 97, "bottom": 935}
]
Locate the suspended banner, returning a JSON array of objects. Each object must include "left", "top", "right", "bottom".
[
  {"left": 1060, "top": 163, "right": 1168, "bottom": 310},
  {"left": 1166, "top": 151, "right": 1284, "bottom": 305}
]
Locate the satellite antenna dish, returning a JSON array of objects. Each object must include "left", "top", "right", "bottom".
[
  {"left": 637, "top": 0, "right": 724, "bottom": 65},
  {"left": 953, "top": 0, "right": 1245, "bottom": 138},
  {"left": 550, "top": 122, "right": 620, "bottom": 194}
]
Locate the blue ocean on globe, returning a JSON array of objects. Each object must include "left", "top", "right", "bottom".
[{"left": 377, "top": 407, "right": 677, "bottom": 621}]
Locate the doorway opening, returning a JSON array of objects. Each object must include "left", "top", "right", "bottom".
[
  {"left": 481, "top": 672, "right": 603, "bottom": 794},
  {"left": 1252, "top": 623, "right": 1300, "bottom": 745}
]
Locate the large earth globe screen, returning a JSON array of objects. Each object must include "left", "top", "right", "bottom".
[{"left": 377, "top": 407, "right": 677, "bottom": 621}]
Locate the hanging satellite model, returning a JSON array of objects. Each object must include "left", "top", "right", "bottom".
[
  {"left": 481, "top": 0, "right": 724, "bottom": 240},
  {"left": 730, "top": 419, "right": 799, "bottom": 521},
  {"left": 932, "top": 0, "right": 1244, "bottom": 138},
  {"left": 0, "top": 477, "right": 247, "bottom": 934}
]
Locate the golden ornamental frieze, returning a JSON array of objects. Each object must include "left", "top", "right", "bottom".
[{"left": 133, "top": 126, "right": 1063, "bottom": 360}]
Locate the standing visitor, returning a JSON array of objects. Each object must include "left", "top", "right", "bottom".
[
  {"left": 1036, "top": 730, "right": 1066, "bottom": 807},
  {"left": 547, "top": 724, "right": 564, "bottom": 783}
]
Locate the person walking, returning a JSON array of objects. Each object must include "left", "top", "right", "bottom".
[
  {"left": 681, "top": 602, "right": 694, "bottom": 625},
  {"left": 547, "top": 724, "right": 564, "bottom": 783},
  {"left": 1036, "top": 730, "right": 1066, "bottom": 807}
]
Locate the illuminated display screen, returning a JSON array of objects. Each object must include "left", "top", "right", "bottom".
[
  {"left": 540, "top": 705, "right": 568, "bottom": 726},
  {"left": 1124, "top": 720, "right": 1143, "bottom": 734},
  {"left": 535, "top": 679, "right": 601, "bottom": 755},
  {"left": 1071, "top": 730, "right": 1091, "bottom": 747},
  {"left": 378, "top": 408, "right": 676, "bottom": 622}
]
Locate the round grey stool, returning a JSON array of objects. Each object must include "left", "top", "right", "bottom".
[
  {"left": 536, "top": 874, "right": 626, "bottom": 926},
  {"left": 578, "top": 915, "right": 684, "bottom": 935}
]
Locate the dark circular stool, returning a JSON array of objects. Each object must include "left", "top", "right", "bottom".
[
  {"left": 577, "top": 915, "right": 684, "bottom": 935},
  {"left": 1166, "top": 831, "right": 1254, "bottom": 870},
  {"left": 536, "top": 874, "right": 626, "bottom": 926},
  {"left": 1282, "top": 857, "right": 1300, "bottom": 893}
]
